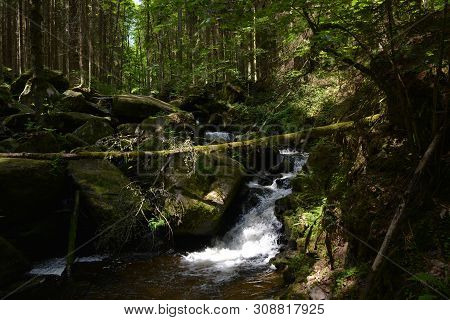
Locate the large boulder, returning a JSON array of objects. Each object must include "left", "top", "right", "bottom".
[
  {"left": 0, "top": 158, "right": 66, "bottom": 224},
  {"left": 67, "top": 160, "right": 137, "bottom": 231},
  {"left": 2, "top": 113, "right": 35, "bottom": 132},
  {"left": 10, "top": 69, "right": 69, "bottom": 97},
  {"left": 72, "top": 119, "right": 114, "bottom": 144},
  {"left": 0, "top": 84, "right": 34, "bottom": 118},
  {"left": 0, "top": 138, "right": 19, "bottom": 153},
  {"left": 0, "top": 84, "right": 12, "bottom": 109},
  {"left": 112, "top": 94, "right": 178, "bottom": 122},
  {"left": 0, "top": 236, "right": 29, "bottom": 286},
  {"left": 57, "top": 90, "right": 109, "bottom": 116},
  {"left": 19, "top": 77, "right": 60, "bottom": 106},
  {"left": 164, "top": 153, "right": 244, "bottom": 237},
  {"left": 42, "top": 112, "right": 111, "bottom": 133},
  {"left": 140, "top": 112, "right": 195, "bottom": 134},
  {"left": 1, "top": 66, "right": 14, "bottom": 84},
  {"left": 14, "top": 131, "right": 62, "bottom": 153}
]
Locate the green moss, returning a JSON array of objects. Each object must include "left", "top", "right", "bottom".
[
  {"left": 72, "top": 119, "right": 114, "bottom": 144},
  {"left": 67, "top": 160, "right": 136, "bottom": 225}
]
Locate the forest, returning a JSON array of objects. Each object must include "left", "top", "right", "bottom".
[{"left": 0, "top": 0, "right": 449, "bottom": 300}]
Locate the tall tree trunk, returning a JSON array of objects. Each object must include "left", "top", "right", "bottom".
[{"left": 30, "top": 0, "right": 43, "bottom": 78}]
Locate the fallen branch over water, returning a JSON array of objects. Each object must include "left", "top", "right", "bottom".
[{"left": 0, "top": 114, "right": 380, "bottom": 160}]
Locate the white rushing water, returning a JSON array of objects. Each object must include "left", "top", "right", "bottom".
[
  {"left": 204, "top": 131, "right": 233, "bottom": 143},
  {"left": 184, "top": 150, "right": 308, "bottom": 279},
  {"left": 29, "top": 255, "right": 108, "bottom": 276}
]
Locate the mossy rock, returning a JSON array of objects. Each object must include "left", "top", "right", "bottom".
[
  {"left": 307, "top": 139, "right": 340, "bottom": 181},
  {"left": 0, "top": 236, "right": 29, "bottom": 286},
  {"left": 2, "top": 113, "right": 35, "bottom": 132},
  {"left": 10, "top": 69, "right": 69, "bottom": 97},
  {"left": 19, "top": 77, "right": 60, "bottom": 106},
  {"left": 72, "top": 119, "right": 114, "bottom": 145},
  {"left": 42, "top": 112, "right": 111, "bottom": 133},
  {"left": 67, "top": 160, "right": 136, "bottom": 227},
  {"left": 0, "top": 84, "right": 12, "bottom": 108},
  {"left": 0, "top": 158, "right": 66, "bottom": 223},
  {"left": 112, "top": 94, "right": 176, "bottom": 122},
  {"left": 117, "top": 123, "right": 139, "bottom": 135},
  {"left": 0, "top": 138, "right": 19, "bottom": 153},
  {"left": 15, "top": 131, "right": 62, "bottom": 153},
  {"left": 141, "top": 112, "right": 195, "bottom": 133},
  {"left": 166, "top": 195, "right": 222, "bottom": 237},
  {"left": 1, "top": 66, "right": 14, "bottom": 83},
  {"left": 57, "top": 90, "right": 108, "bottom": 116},
  {"left": 164, "top": 153, "right": 244, "bottom": 237},
  {"left": 62, "top": 133, "right": 89, "bottom": 150}
]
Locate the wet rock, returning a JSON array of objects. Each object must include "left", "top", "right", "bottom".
[
  {"left": 0, "top": 236, "right": 29, "bottom": 286},
  {"left": 72, "top": 119, "right": 114, "bottom": 144},
  {"left": 0, "top": 158, "right": 66, "bottom": 224}
]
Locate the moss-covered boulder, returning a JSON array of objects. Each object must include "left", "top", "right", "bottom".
[
  {"left": 72, "top": 119, "right": 114, "bottom": 145},
  {"left": 112, "top": 94, "right": 177, "bottom": 122},
  {"left": 0, "top": 158, "right": 66, "bottom": 224},
  {"left": 0, "top": 236, "right": 29, "bottom": 286},
  {"left": 141, "top": 112, "right": 195, "bottom": 133},
  {"left": 10, "top": 69, "right": 69, "bottom": 97},
  {"left": 0, "top": 138, "right": 19, "bottom": 153},
  {"left": 1, "top": 66, "right": 14, "bottom": 83},
  {"left": 67, "top": 160, "right": 136, "bottom": 229},
  {"left": 117, "top": 123, "right": 139, "bottom": 135},
  {"left": 19, "top": 77, "right": 60, "bottom": 106},
  {"left": 2, "top": 113, "right": 35, "bottom": 132},
  {"left": 57, "top": 90, "right": 108, "bottom": 116},
  {"left": 15, "top": 131, "right": 62, "bottom": 153},
  {"left": 164, "top": 153, "right": 244, "bottom": 237},
  {"left": 0, "top": 84, "right": 12, "bottom": 109},
  {"left": 42, "top": 112, "right": 111, "bottom": 133}
]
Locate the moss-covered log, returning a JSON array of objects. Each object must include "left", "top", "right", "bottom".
[{"left": 0, "top": 114, "right": 380, "bottom": 160}]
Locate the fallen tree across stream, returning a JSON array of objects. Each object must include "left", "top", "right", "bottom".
[{"left": 0, "top": 114, "right": 381, "bottom": 160}]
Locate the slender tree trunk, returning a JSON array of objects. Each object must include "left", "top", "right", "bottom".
[{"left": 30, "top": 0, "right": 43, "bottom": 78}]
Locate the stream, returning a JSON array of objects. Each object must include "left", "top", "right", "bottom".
[{"left": 17, "top": 150, "right": 307, "bottom": 299}]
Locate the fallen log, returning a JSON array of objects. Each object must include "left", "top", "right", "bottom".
[{"left": 0, "top": 114, "right": 380, "bottom": 160}]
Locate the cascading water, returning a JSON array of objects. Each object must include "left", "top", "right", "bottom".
[
  {"left": 18, "top": 149, "right": 308, "bottom": 299},
  {"left": 183, "top": 150, "right": 308, "bottom": 282}
]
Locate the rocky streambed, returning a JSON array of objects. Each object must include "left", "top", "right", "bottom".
[{"left": 0, "top": 70, "right": 309, "bottom": 299}]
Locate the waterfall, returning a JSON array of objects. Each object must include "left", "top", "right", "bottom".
[{"left": 183, "top": 150, "right": 308, "bottom": 281}]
